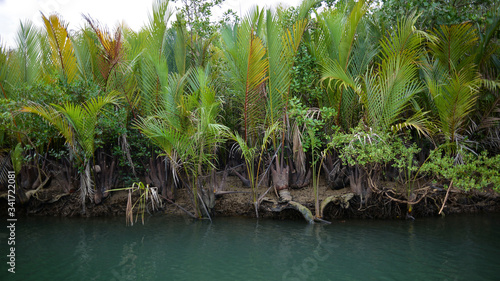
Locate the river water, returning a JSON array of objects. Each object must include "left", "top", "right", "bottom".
[{"left": 2, "top": 214, "right": 499, "bottom": 280}]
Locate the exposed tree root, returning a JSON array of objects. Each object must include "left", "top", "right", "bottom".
[
  {"left": 320, "top": 193, "right": 354, "bottom": 218},
  {"left": 261, "top": 199, "right": 315, "bottom": 224}
]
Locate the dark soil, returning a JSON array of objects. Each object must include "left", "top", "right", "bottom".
[{"left": 2, "top": 175, "right": 500, "bottom": 222}]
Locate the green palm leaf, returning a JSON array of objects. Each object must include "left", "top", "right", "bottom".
[
  {"left": 22, "top": 91, "right": 121, "bottom": 160},
  {"left": 0, "top": 43, "right": 13, "bottom": 99},
  {"left": 424, "top": 23, "right": 481, "bottom": 144},
  {"left": 174, "top": 14, "right": 187, "bottom": 76},
  {"left": 124, "top": 1, "right": 174, "bottom": 115},
  {"left": 338, "top": 0, "right": 367, "bottom": 69},
  {"left": 322, "top": 13, "right": 425, "bottom": 133},
  {"left": 316, "top": 0, "right": 370, "bottom": 129},
  {"left": 266, "top": 9, "right": 309, "bottom": 128},
  {"left": 14, "top": 20, "right": 41, "bottom": 85},
  {"left": 265, "top": 10, "right": 290, "bottom": 127},
  {"left": 21, "top": 102, "right": 75, "bottom": 150},
  {"left": 222, "top": 9, "right": 268, "bottom": 143},
  {"left": 362, "top": 15, "right": 425, "bottom": 132},
  {"left": 73, "top": 28, "right": 101, "bottom": 84}
]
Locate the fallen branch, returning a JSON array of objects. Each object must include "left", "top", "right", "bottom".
[
  {"left": 439, "top": 180, "right": 453, "bottom": 215},
  {"left": 161, "top": 195, "right": 197, "bottom": 219}
]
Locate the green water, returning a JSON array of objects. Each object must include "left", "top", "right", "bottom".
[{"left": 1, "top": 214, "right": 499, "bottom": 280}]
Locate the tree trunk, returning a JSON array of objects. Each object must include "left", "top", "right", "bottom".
[
  {"left": 146, "top": 156, "right": 174, "bottom": 200},
  {"left": 80, "top": 161, "right": 93, "bottom": 214},
  {"left": 94, "top": 152, "right": 117, "bottom": 204},
  {"left": 348, "top": 165, "right": 371, "bottom": 206},
  {"left": 289, "top": 157, "right": 312, "bottom": 189},
  {"left": 272, "top": 164, "right": 291, "bottom": 203},
  {"left": 322, "top": 153, "right": 349, "bottom": 190}
]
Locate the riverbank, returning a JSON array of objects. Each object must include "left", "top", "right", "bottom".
[{"left": 2, "top": 175, "right": 500, "bottom": 221}]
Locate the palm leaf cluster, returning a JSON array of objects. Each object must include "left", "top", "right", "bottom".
[{"left": 424, "top": 23, "right": 482, "bottom": 146}]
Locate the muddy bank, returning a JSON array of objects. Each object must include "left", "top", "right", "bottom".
[{"left": 2, "top": 175, "right": 500, "bottom": 221}]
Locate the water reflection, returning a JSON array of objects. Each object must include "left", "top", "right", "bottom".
[{"left": 5, "top": 215, "right": 500, "bottom": 281}]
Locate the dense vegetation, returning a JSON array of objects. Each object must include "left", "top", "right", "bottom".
[{"left": 1, "top": 0, "right": 499, "bottom": 220}]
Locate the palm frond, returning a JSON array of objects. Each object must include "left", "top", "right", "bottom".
[
  {"left": 390, "top": 110, "right": 432, "bottom": 138},
  {"left": 22, "top": 91, "right": 120, "bottom": 160},
  {"left": 265, "top": 10, "right": 289, "bottom": 126},
  {"left": 229, "top": 130, "right": 255, "bottom": 161},
  {"left": 135, "top": 116, "right": 179, "bottom": 157},
  {"left": 124, "top": 3, "right": 174, "bottom": 116},
  {"left": 357, "top": 13, "right": 424, "bottom": 133},
  {"left": 320, "top": 58, "right": 359, "bottom": 93},
  {"left": 338, "top": 0, "right": 367, "bottom": 68},
  {"left": 425, "top": 23, "right": 481, "bottom": 143},
  {"left": 243, "top": 30, "right": 268, "bottom": 142},
  {"left": 147, "top": 0, "right": 174, "bottom": 58},
  {"left": 21, "top": 102, "right": 75, "bottom": 149},
  {"left": 41, "top": 13, "right": 78, "bottom": 83},
  {"left": 315, "top": 1, "right": 369, "bottom": 130},
  {"left": 73, "top": 28, "right": 100, "bottom": 84},
  {"left": 429, "top": 23, "right": 478, "bottom": 74},
  {"left": 154, "top": 72, "right": 190, "bottom": 131},
  {"left": 14, "top": 20, "right": 41, "bottom": 85},
  {"left": 379, "top": 12, "right": 421, "bottom": 62},
  {"left": 222, "top": 9, "right": 268, "bottom": 143},
  {"left": 434, "top": 70, "right": 481, "bottom": 141},
  {"left": 266, "top": 12, "right": 309, "bottom": 129},
  {"left": 296, "top": 0, "right": 318, "bottom": 19},
  {"left": 0, "top": 41, "right": 13, "bottom": 99},
  {"left": 174, "top": 14, "right": 187, "bottom": 76},
  {"left": 83, "top": 15, "right": 124, "bottom": 88}
]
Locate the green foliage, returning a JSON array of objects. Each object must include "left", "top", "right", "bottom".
[
  {"left": 0, "top": 99, "right": 17, "bottom": 133},
  {"left": 228, "top": 121, "right": 279, "bottom": 217},
  {"left": 423, "top": 23, "right": 482, "bottom": 148},
  {"left": 114, "top": 127, "right": 151, "bottom": 186},
  {"left": 136, "top": 67, "right": 228, "bottom": 217},
  {"left": 10, "top": 142, "right": 23, "bottom": 175},
  {"left": 221, "top": 9, "right": 268, "bottom": 143},
  {"left": 329, "top": 125, "right": 420, "bottom": 175},
  {"left": 421, "top": 149, "right": 500, "bottom": 192},
  {"left": 1, "top": 0, "right": 499, "bottom": 210},
  {"left": 377, "top": 0, "right": 498, "bottom": 30},
  {"left": 23, "top": 91, "right": 121, "bottom": 160},
  {"left": 288, "top": 97, "right": 336, "bottom": 151},
  {"left": 321, "top": 12, "right": 427, "bottom": 134},
  {"left": 8, "top": 81, "right": 100, "bottom": 152},
  {"left": 11, "top": 20, "right": 42, "bottom": 86},
  {"left": 176, "top": 0, "right": 225, "bottom": 38},
  {"left": 314, "top": 0, "right": 373, "bottom": 130},
  {"left": 96, "top": 106, "right": 128, "bottom": 148},
  {"left": 290, "top": 45, "right": 324, "bottom": 107}
]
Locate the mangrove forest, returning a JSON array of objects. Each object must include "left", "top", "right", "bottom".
[{"left": 1, "top": 0, "right": 500, "bottom": 223}]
